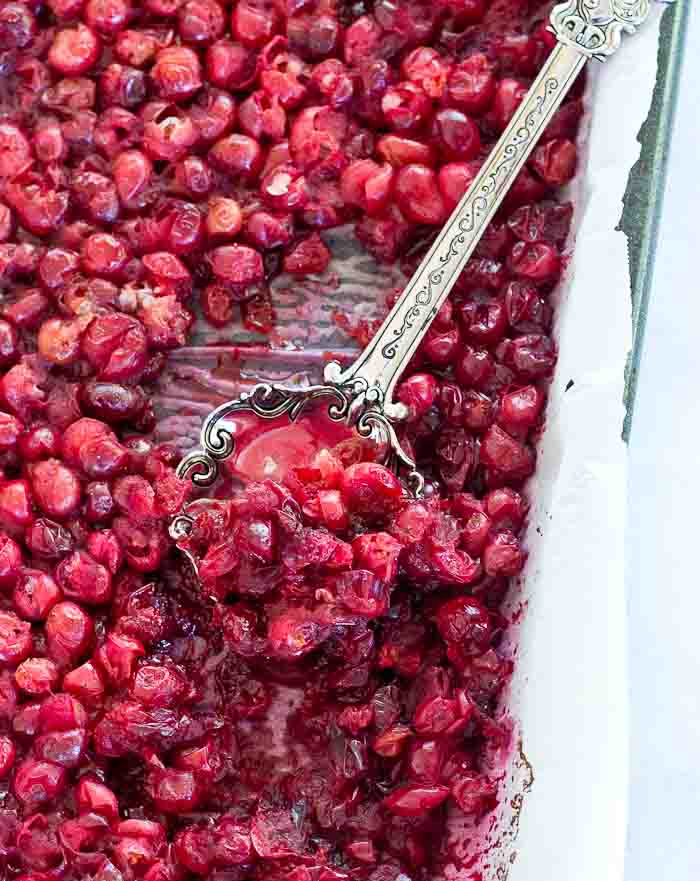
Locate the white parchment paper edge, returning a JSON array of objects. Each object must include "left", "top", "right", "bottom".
[{"left": 499, "top": 8, "right": 664, "bottom": 881}]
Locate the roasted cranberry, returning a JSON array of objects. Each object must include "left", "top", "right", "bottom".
[
  {"left": 395, "top": 164, "right": 447, "bottom": 225},
  {"left": 232, "top": 0, "right": 280, "bottom": 48},
  {"left": 283, "top": 234, "right": 330, "bottom": 276},
  {"left": 14, "top": 759, "right": 67, "bottom": 809},
  {"left": 209, "top": 133, "right": 263, "bottom": 178},
  {"left": 206, "top": 39, "right": 258, "bottom": 90},
  {"left": 143, "top": 102, "right": 199, "bottom": 162},
  {"left": 48, "top": 25, "right": 100, "bottom": 76}
]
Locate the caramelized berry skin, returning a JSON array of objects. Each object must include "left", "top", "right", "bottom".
[{"left": 0, "top": 0, "right": 574, "bottom": 874}]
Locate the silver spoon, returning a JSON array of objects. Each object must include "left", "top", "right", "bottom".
[{"left": 171, "top": 0, "right": 651, "bottom": 543}]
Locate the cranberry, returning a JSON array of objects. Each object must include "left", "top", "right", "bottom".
[
  {"left": 48, "top": 25, "right": 100, "bottom": 76},
  {"left": 14, "top": 570, "right": 62, "bottom": 620},
  {"left": 152, "top": 46, "right": 203, "bottom": 102},
  {"left": 77, "top": 777, "right": 119, "bottom": 821},
  {"left": 206, "top": 196, "right": 242, "bottom": 240},
  {"left": 0, "top": 2, "right": 36, "bottom": 49},
  {"left": 113, "top": 149, "right": 153, "bottom": 208},
  {"left": 344, "top": 15, "right": 381, "bottom": 66},
  {"left": 100, "top": 63, "right": 147, "bottom": 108},
  {"left": 0, "top": 735, "right": 15, "bottom": 777},
  {"left": 341, "top": 463, "right": 403, "bottom": 519},
  {"left": 14, "top": 759, "right": 67, "bottom": 809},
  {"left": 30, "top": 459, "right": 82, "bottom": 520},
  {"left": 245, "top": 211, "right": 294, "bottom": 250},
  {"left": 383, "top": 784, "right": 450, "bottom": 817},
  {"left": 340, "top": 160, "right": 394, "bottom": 217},
  {"left": 232, "top": 0, "right": 280, "bottom": 48},
  {"left": 143, "top": 103, "right": 199, "bottom": 162},
  {"left": 0, "top": 124, "right": 31, "bottom": 180},
  {"left": 431, "top": 109, "right": 481, "bottom": 161},
  {"left": 46, "top": 601, "right": 94, "bottom": 665},
  {"left": 0, "top": 535, "right": 22, "bottom": 587},
  {"left": 209, "top": 133, "right": 263, "bottom": 179},
  {"left": 206, "top": 39, "right": 258, "bottom": 90},
  {"left": 81, "top": 315, "right": 148, "bottom": 382},
  {"left": 283, "top": 234, "right": 330, "bottom": 276},
  {"left": 16, "top": 658, "right": 60, "bottom": 696},
  {"left": 0, "top": 480, "right": 34, "bottom": 533},
  {"left": 62, "top": 660, "right": 104, "bottom": 704},
  {"left": 479, "top": 424, "right": 535, "bottom": 479},
  {"left": 395, "top": 165, "right": 447, "bottom": 225},
  {"left": 447, "top": 54, "right": 496, "bottom": 114},
  {"left": 208, "top": 244, "right": 263, "bottom": 286},
  {"left": 488, "top": 78, "right": 527, "bottom": 131},
  {"left": 508, "top": 240, "right": 561, "bottom": 283},
  {"left": 397, "top": 373, "right": 438, "bottom": 419},
  {"left": 530, "top": 138, "right": 577, "bottom": 186}
]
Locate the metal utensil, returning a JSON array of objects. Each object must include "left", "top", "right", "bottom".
[{"left": 171, "top": 0, "right": 651, "bottom": 541}]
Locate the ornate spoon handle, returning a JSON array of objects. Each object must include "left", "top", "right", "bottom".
[{"left": 175, "top": 0, "right": 651, "bottom": 501}]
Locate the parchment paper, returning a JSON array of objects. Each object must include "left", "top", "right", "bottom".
[
  {"left": 465, "top": 7, "right": 665, "bottom": 880},
  {"left": 153, "top": 7, "right": 665, "bottom": 878}
]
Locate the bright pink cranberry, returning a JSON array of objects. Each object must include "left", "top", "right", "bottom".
[
  {"left": 340, "top": 160, "right": 394, "bottom": 217},
  {"left": 509, "top": 241, "right": 561, "bottom": 283},
  {"left": 344, "top": 15, "right": 381, "bottom": 66},
  {"left": 479, "top": 424, "right": 535, "bottom": 479},
  {"left": 483, "top": 529, "right": 524, "bottom": 576},
  {"left": 14, "top": 759, "right": 67, "bottom": 809},
  {"left": 63, "top": 418, "right": 128, "bottom": 479},
  {"left": 45, "top": 601, "right": 95, "bottom": 666},
  {"left": 29, "top": 459, "right": 81, "bottom": 520},
  {"left": 77, "top": 776, "right": 119, "bottom": 821},
  {"left": 395, "top": 164, "right": 447, "bottom": 225},
  {"left": 0, "top": 734, "right": 15, "bottom": 777},
  {"left": 13, "top": 570, "right": 62, "bottom": 621},
  {"left": 206, "top": 39, "right": 258, "bottom": 90},
  {"left": 113, "top": 149, "right": 153, "bottom": 208},
  {"left": 489, "top": 78, "right": 528, "bottom": 131},
  {"left": 48, "top": 24, "right": 100, "bottom": 75}
]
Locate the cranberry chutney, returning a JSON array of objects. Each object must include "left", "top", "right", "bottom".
[{"left": 0, "top": 0, "right": 581, "bottom": 878}]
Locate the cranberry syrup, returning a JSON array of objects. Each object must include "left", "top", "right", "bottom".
[{"left": 0, "top": 0, "right": 581, "bottom": 878}]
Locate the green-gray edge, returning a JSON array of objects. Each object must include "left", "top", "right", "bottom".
[{"left": 621, "top": 0, "right": 690, "bottom": 441}]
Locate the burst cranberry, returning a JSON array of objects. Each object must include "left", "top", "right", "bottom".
[
  {"left": 509, "top": 241, "right": 561, "bottom": 283},
  {"left": 56, "top": 550, "right": 112, "bottom": 605},
  {"left": 178, "top": 0, "right": 224, "bottom": 43},
  {"left": 283, "top": 234, "right": 330, "bottom": 276},
  {"left": 245, "top": 211, "right": 294, "bottom": 250},
  {"left": 82, "top": 314, "right": 148, "bottom": 381},
  {"left": 152, "top": 46, "right": 203, "bottom": 102},
  {"left": 113, "top": 149, "right": 153, "bottom": 208},
  {"left": 206, "top": 196, "right": 242, "bottom": 241},
  {"left": 232, "top": 0, "right": 280, "bottom": 48},
  {"left": 143, "top": 103, "right": 199, "bottom": 162},
  {"left": 530, "top": 138, "right": 577, "bottom": 185},
  {"left": 340, "top": 160, "right": 394, "bottom": 217},
  {"left": 62, "top": 659, "right": 104, "bottom": 704},
  {"left": 421, "top": 326, "right": 460, "bottom": 366},
  {"left": 209, "top": 133, "right": 263, "bottom": 179},
  {"left": 267, "top": 609, "right": 331, "bottom": 660},
  {"left": 208, "top": 244, "right": 263, "bottom": 286},
  {"left": 447, "top": 54, "right": 496, "bottom": 114},
  {"left": 381, "top": 82, "right": 431, "bottom": 133},
  {"left": 0, "top": 610, "right": 32, "bottom": 665},
  {"left": 455, "top": 345, "right": 494, "bottom": 388},
  {"left": 480, "top": 424, "right": 535, "bottom": 479},
  {"left": 431, "top": 109, "right": 481, "bottom": 161},
  {"left": 397, "top": 372, "right": 438, "bottom": 419},
  {"left": 77, "top": 777, "right": 119, "bottom": 821},
  {"left": 46, "top": 601, "right": 94, "bottom": 665}
]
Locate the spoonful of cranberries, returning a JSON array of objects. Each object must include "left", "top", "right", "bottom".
[{"left": 172, "top": 0, "right": 651, "bottom": 544}]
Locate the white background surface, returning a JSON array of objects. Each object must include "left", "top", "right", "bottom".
[{"left": 626, "top": 2, "right": 699, "bottom": 878}]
